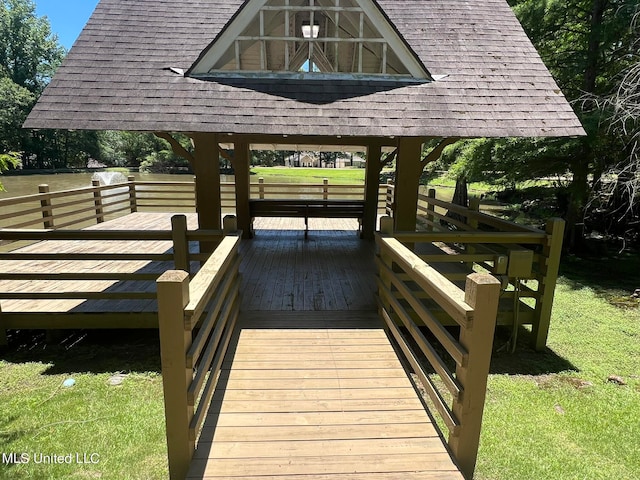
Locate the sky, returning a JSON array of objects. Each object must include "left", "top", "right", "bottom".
[{"left": 34, "top": 0, "right": 100, "bottom": 49}]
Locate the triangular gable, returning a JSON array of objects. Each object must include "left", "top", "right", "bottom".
[{"left": 187, "top": 0, "right": 432, "bottom": 80}]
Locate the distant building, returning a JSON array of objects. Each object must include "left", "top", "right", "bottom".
[{"left": 284, "top": 153, "right": 319, "bottom": 168}]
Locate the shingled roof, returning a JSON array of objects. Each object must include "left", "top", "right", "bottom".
[{"left": 24, "top": 0, "right": 585, "bottom": 138}]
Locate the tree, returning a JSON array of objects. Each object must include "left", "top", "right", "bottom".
[
  {"left": 442, "top": 1, "right": 640, "bottom": 247},
  {"left": 0, "top": 150, "right": 20, "bottom": 190},
  {"left": 0, "top": 0, "right": 101, "bottom": 169},
  {"left": 0, "top": 0, "right": 64, "bottom": 92}
]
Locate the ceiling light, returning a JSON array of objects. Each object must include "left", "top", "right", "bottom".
[{"left": 301, "top": 21, "right": 320, "bottom": 39}]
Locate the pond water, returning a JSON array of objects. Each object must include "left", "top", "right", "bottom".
[
  {"left": 0, "top": 171, "right": 367, "bottom": 199},
  {"left": 0, "top": 173, "right": 222, "bottom": 199}
]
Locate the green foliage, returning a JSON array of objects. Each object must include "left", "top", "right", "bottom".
[
  {"left": 0, "top": 0, "right": 65, "bottom": 93},
  {"left": 0, "top": 77, "right": 35, "bottom": 152},
  {"left": 99, "top": 131, "right": 166, "bottom": 168},
  {"left": 140, "top": 149, "right": 191, "bottom": 174},
  {"left": 440, "top": 1, "right": 640, "bottom": 245},
  {"left": 0, "top": 150, "right": 20, "bottom": 191},
  {"left": 250, "top": 166, "right": 365, "bottom": 183},
  {"left": 0, "top": 0, "right": 102, "bottom": 170}
]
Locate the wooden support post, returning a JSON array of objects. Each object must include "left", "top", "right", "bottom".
[
  {"left": 393, "top": 137, "right": 424, "bottom": 232},
  {"left": 378, "top": 216, "right": 395, "bottom": 321},
  {"left": 191, "top": 133, "right": 222, "bottom": 251},
  {"left": 171, "top": 214, "right": 190, "bottom": 273},
  {"left": 385, "top": 179, "right": 394, "bottom": 216},
  {"left": 426, "top": 188, "right": 436, "bottom": 232},
  {"left": 258, "top": 177, "right": 265, "bottom": 199},
  {"left": 466, "top": 197, "right": 480, "bottom": 269},
  {"left": 127, "top": 175, "right": 138, "bottom": 213},
  {"left": 468, "top": 197, "right": 480, "bottom": 229},
  {"left": 362, "top": 143, "right": 383, "bottom": 240},
  {"left": 157, "top": 270, "right": 193, "bottom": 480},
  {"left": 323, "top": 178, "right": 329, "bottom": 200},
  {"left": 450, "top": 273, "right": 501, "bottom": 480},
  {"left": 223, "top": 215, "right": 238, "bottom": 235},
  {"left": 0, "top": 303, "right": 7, "bottom": 347},
  {"left": 92, "top": 180, "right": 105, "bottom": 223},
  {"left": 231, "top": 141, "right": 252, "bottom": 239},
  {"left": 39, "top": 184, "right": 54, "bottom": 229},
  {"left": 532, "top": 218, "right": 565, "bottom": 351}
]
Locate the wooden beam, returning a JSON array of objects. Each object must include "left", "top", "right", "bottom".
[
  {"left": 218, "top": 133, "right": 398, "bottom": 148},
  {"left": 231, "top": 141, "right": 253, "bottom": 239},
  {"left": 191, "top": 133, "right": 222, "bottom": 242},
  {"left": 393, "top": 137, "right": 424, "bottom": 231},
  {"left": 155, "top": 132, "right": 195, "bottom": 164}
]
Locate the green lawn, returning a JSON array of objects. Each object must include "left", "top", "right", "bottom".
[
  {"left": 251, "top": 166, "right": 366, "bottom": 183},
  {"left": 0, "top": 255, "right": 638, "bottom": 479}
]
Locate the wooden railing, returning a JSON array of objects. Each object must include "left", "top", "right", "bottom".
[
  {"left": 0, "top": 177, "right": 387, "bottom": 236},
  {"left": 376, "top": 216, "right": 501, "bottom": 480},
  {"left": 156, "top": 216, "right": 241, "bottom": 480},
  {"left": 0, "top": 215, "right": 224, "bottom": 336},
  {"left": 384, "top": 185, "right": 565, "bottom": 351}
]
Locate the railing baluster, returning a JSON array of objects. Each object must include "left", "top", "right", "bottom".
[
  {"left": 127, "top": 175, "right": 138, "bottom": 212},
  {"left": 38, "top": 184, "right": 54, "bottom": 228},
  {"left": 91, "top": 179, "right": 105, "bottom": 223}
]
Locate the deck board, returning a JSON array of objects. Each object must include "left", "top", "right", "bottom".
[
  {"left": 187, "top": 311, "right": 463, "bottom": 480},
  {"left": 1, "top": 214, "right": 375, "bottom": 316},
  {"left": 240, "top": 219, "right": 376, "bottom": 311}
]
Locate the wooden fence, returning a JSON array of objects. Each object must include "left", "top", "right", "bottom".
[
  {"left": 157, "top": 216, "right": 241, "bottom": 480},
  {"left": 376, "top": 216, "right": 501, "bottom": 479},
  {"left": 384, "top": 186, "right": 564, "bottom": 351},
  {"left": 0, "top": 176, "right": 386, "bottom": 235}
]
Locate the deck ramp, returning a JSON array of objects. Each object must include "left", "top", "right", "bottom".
[{"left": 187, "top": 310, "right": 464, "bottom": 479}]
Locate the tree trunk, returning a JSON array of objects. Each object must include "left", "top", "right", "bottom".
[
  {"left": 584, "top": 0, "right": 607, "bottom": 94},
  {"left": 565, "top": 157, "right": 590, "bottom": 250},
  {"left": 445, "top": 175, "right": 468, "bottom": 227}
]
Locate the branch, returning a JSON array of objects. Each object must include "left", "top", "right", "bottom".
[
  {"left": 218, "top": 146, "right": 233, "bottom": 161},
  {"left": 380, "top": 149, "right": 397, "bottom": 167},
  {"left": 154, "top": 132, "right": 195, "bottom": 163},
  {"left": 421, "top": 138, "right": 459, "bottom": 166}
]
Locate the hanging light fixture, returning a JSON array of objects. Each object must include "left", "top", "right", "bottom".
[{"left": 301, "top": 20, "right": 320, "bottom": 39}]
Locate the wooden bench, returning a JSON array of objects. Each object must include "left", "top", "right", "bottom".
[{"left": 249, "top": 199, "right": 365, "bottom": 238}]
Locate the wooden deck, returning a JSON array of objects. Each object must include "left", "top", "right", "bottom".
[
  {"left": 1, "top": 213, "right": 465, "bottom": 479},
  {"left": 0, "top": 212, "right": 199, "bottom": 315},
  {"left": 188, "top": 311, "right": 463, "bottom": 480},
  {"left": 0, "top": 215, "right": 374, "bottom": 315},
  {"left": 241, "top": 217, "right": 376, "bottom": 311}
]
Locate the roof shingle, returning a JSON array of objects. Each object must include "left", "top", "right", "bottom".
[{"left": 24, "top": 0, "right": 585, "bottom": 138}]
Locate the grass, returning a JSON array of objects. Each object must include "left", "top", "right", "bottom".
[
  {"left": 0, "top": 331, "right": 167, "bottom": 480},
  {"left": 250, "top": 166, "right": 366, "bottom": 183},
  {"left": 475, "top": 255, "right": 640, "bottom": 480},
  {"left": 0, "top": 246, "right": 638, "bottom": 479}
]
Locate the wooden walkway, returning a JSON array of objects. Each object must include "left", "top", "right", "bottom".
[
  {"left": 188, "top": 311, "right": 463, "bottom": 480},
  {"left": 189, "top": 218, "right": 463, "bottom": 479},
  {"left": 1, "top": 213, "right": 465, "bottom": 479}
]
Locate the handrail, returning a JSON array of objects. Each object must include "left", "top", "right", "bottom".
[
  {"left": 384, "top": 185, "right": 565, "bottom": 350},
  {"left": 0, "top": 215, "right": 224, "bottom": 305},
  {"left": 0, "top": 178, "right": 389, "bottom": 235},
  {"left": 156, "top": 216, "right": 241, "bottom": 480},
  {"left": 376, "top": 216, "right": 501, "bottom": 480}
]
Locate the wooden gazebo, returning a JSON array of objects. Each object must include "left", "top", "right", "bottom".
[
  {"left": 19, "top": 2, "right": 589, "bottom": 479},
  {"left": 25, "top": 0, "right": 584, "bottom": 239}
]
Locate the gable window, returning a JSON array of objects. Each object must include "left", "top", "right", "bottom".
[{"left": 189, "top": 0, "right": 431, "bottom": 80}]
